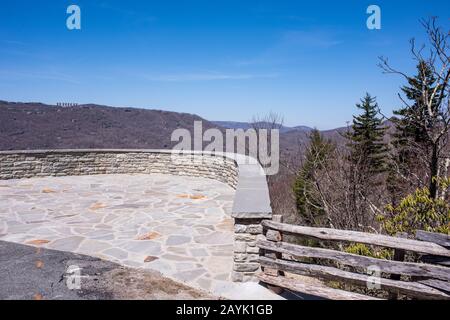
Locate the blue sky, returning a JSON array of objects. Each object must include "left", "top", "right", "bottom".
[{"left": 1, "top": 1, "right": 449, "bottom": 129}]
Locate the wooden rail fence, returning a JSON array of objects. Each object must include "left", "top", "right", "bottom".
[{"left": 257, "top": 216, "right": 450, "bottom": 300}]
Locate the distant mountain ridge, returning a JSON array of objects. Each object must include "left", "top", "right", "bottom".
[
  {"left": 212, "top": 121, "right": 313, "bottom": 133},
  {"left": 0, "top": 101, "right": 222, "bottom": 151},
  {"left": 0, "top": 100, "right": 350, "bottom": 153}
]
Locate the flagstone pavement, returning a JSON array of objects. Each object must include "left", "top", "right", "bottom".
[{"left": 0, "top": 173, "right": 284, "bottom": 299}]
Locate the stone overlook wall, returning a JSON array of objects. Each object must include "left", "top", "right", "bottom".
[
  {"left": 0, "top": 149, "right": 272, "bottom": 282},
  {"left": 0, "top": 150, "right": 238, "bottom": 188}
]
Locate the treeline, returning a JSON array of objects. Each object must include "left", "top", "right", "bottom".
[{"left": 293, "top": 18, "right": 450, "bottom": 236}]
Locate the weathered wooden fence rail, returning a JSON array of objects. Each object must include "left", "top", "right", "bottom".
[{"left": 257, "top": 217, "right": 450, "bottom": 300}]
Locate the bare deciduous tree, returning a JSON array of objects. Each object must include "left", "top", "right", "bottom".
[{"left": 378, "top": 17, "right": 450, "bottom": 199}]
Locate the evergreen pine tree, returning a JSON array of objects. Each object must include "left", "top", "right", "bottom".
[
  {"left": 393, "top": 61, "right": 442, "bottom": 146},
  {"left": 346, "top": 93, "right": 388, "bottom": 175},
  {"left": 390, "top": 61, "right": 445, "bottom": 199}
]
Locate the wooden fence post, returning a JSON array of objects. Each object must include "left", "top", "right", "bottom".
[
  {"left": 388, "top": 232, "right": 407, "bottom": 300},
  {"left": 262, "top": 214, "right": 284, "bottom": 294}
]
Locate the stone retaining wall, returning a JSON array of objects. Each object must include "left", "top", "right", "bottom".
[
  {"left": 0, "top": 150, "right": 238, "bottom": 188},
  {"left": 0, "top": 149, "right": 272, "bottom": 282}
]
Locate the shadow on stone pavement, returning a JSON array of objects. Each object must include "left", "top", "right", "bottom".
[{"left": 0, "top": 240, "right": 214, "bottom": 300}]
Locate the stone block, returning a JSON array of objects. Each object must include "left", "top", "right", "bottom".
[
  {"left": 234, "top": 224, "right": 247, "bottom": 233},
  {"left": 234, "top": 241, "right": 247, "bottom": 253},
  {"left": 234, "top": 233, "right": 256, "bottom": 242},
  {"left": 233, "top": 263, "right": 260, "bottom": 272},
  {"left": 247, "top": 225, "right": 263, "bottom": 234},
  {"left": 246, "top": 246, "right": 260, "bottom": 254},
  {"left": 231, "top": 271, "right": 244, "bottom": 282}
]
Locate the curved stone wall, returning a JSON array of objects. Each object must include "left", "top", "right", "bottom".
[
  {"left": 0, "top": 149, "right": 238, "bottom": 188},
  {"left": 0, "top": 149, "right": 272, "bottom": 282}
]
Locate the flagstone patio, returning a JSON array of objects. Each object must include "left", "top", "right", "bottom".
[{"left": 0, "top": 174, "right": 244, "bottom": 296}]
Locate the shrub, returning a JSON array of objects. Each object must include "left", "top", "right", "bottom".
[
  {"left": 344, "top": 243, "right": 393, "bottom": 260},
  {"left": 378, "top": 179, "right": 450, "bottom": 236}
]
